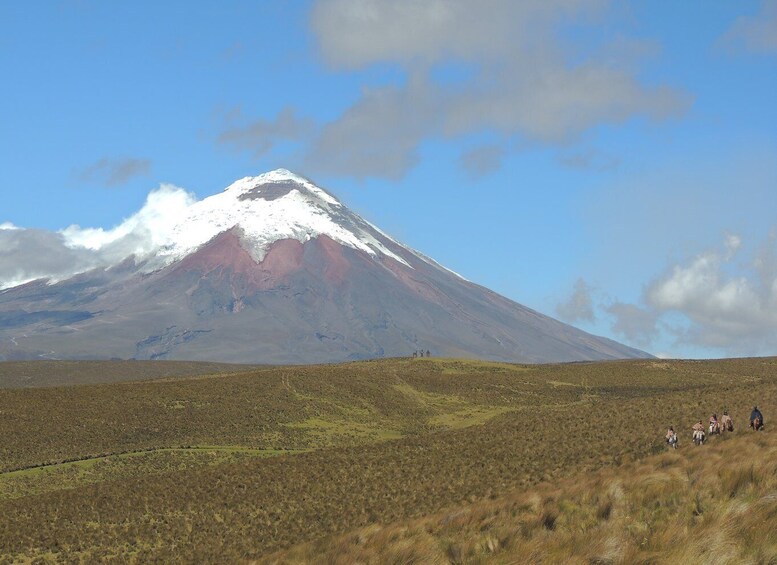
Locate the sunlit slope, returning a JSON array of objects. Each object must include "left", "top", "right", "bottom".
[
  {"left": 266, "top": 422, "right": 777, "bottom": 565},
  {"left": 0, "top": 357, "right": 774, "bottom": 562}
]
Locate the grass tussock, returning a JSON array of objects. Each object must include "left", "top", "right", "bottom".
[
  {"left": 263, "top": 428, "right": 777, "bottom": 564},
  {"left": 0, "top": 356, "right": 775, "bottom": 562}
]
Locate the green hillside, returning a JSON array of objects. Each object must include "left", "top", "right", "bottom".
[{"left": 0, "top": 357, "right": 774, "bottom": 562}]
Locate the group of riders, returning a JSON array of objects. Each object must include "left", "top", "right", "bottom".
[{"left": 665, "top": 406, "right": 765, "bottom": 448}]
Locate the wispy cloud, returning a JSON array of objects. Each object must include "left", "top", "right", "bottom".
[
  {"left": 557, "top": 149, "right": 620, "bottom": 172},
  {"left": 75, "top": 157, "right": 152, "bottom": 187},
  {"left": 556, "top": 278, "right": 596, "bottom": 323},
  {"left": 301, "top": 0, "right": 691, "bottom": 179},
  {"left": 221, "top": 1, "right": 692, "bottom": 181},
  {"left": 722, "top": 0, "right": 777, "bottom": 55},
  {"left": 304, "top": 76, "right": 440, "bottom": 180},
  {"left": 605, "top": 302, "right": 658, "bottom": 347},
  {"left": 459, "top": 144, "right": 506, "bottom": 178},
  {"left": 217, "top": 106, "right": 315, "bottom": 159},
  {"left": 220, "top": 41, "right": 245, "bottom": 62}
]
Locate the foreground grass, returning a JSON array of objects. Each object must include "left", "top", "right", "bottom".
[
  {"left": 264, "top": 429, "right": 777, "bottom": 564},
  {"left": 0, "top": 357, "right": 774, "bottom": 562}
]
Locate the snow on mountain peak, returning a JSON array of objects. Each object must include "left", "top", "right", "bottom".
[
  {"left": 223, "top": 169, "right": 341, "bottom": 206},
  {"left": 160, "top": 170, "right": 409, "bottom": 266},
  {"left": 0, "top": 171, "right": 414, "bottom": 291}
]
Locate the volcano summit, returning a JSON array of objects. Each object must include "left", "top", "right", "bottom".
[{"left": 0, "top": 170, "right": 648, "bottom": 363}]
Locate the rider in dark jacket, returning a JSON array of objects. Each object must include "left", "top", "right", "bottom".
[{"left": 750, "top": 406, "right": 764, "bottom": 429}]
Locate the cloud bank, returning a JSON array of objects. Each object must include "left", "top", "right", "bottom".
[
  {"left": 219, "top": 0, "right": 692, "bottom": 180},
  {"left": 645, "top": 234, "right": 777, "bottom": 355},
  {"left": 0, "top": 184, "right": 196, "bottom": 290},
  {"left": 558, "top": 234, "right": 777, "bottom": 357}
]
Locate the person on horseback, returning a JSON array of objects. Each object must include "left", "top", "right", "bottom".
[
  {"left": 666, "top": 426, "right": 678, "bottom": 449},
  {"left": 692, "top": 420, "right": 705, "bottom": 444},
  {"left": 720, "top": 410, "right": 734, "bottom": 432},
  {"left": 709, "top": 413, "right": 720, "bottom": 435},
  {"left": 750, "top": 406, "right": 764, "bottom": 431}
]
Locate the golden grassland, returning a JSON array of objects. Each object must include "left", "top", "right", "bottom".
[
  {"left": 0, "top": 356, "right": 775, "bottom": 562},
  {"left": 264, "top": 422, "right": 777, "bottom": 565},
  {"left": 0, "top": 359, "right": 261, "bottom": 388}
]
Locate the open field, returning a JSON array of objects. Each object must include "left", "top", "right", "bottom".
[
  {"left": 265, "top": 416, "right": 777, "bottom": 564},
  {"left": 0, "top": 357, "right": 775, "bottom": 562},
  {"left": 0, "top": 360, "right": 261, "bottom": 388}
]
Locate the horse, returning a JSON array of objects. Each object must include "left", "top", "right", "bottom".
[
  {"left": 751, "top": 416, "right": 763, "bottom": 431},
  {"left": 709, "top": 421, "right": 721, "bottom": 435},
  {"left": 667, "top": 434, "right": 678, "bottom": 449},
  {"left": 692, "top": 429, "right": 705, "bottom": 446}
]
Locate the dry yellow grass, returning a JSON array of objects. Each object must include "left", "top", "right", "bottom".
[
  {"left": 0, "top": 357, "right": 775, "bottom": 562},
  {"left": 263, "top": 429, "right": 777, "bottom": 565}
]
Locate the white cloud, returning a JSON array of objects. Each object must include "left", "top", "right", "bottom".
[
  {"left": 570, "top": 231, "right": 777, "bottom": 357},
  {"left": 0, "top": 184, "right": 197, "bottom": 290},
  {"left": 305, "top": 75, "right": 441, "bottom": 179},
  {"left": 724, "top": 233, "right": 742, "bottom": 256},
  {"left": 302, "top": 0, "right": 692, "bottom": 179},
  {"left": 61, "top": 184, "right": 197, "bottom": 257},
  {"left": 0, "top": 222, "right": 20, "bottom": 230},
  {"left": 311, "top": 0, "right": 603, "bottom": 69},
  {"left": 646, "top": 234, "right": 777, "bottom": 355}
]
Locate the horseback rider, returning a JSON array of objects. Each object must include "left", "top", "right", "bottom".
[
  {"left": 692, "top": 420, "right": 705, "bottom": 444},
  {"left": 709, "top": 413, "right": 720, "bottom": 434},
  {"left": 720, "top": 410, "right": 734, "bottom": 432},
  {"left": 665, "top": 426, "right": 678, "bottom": 448},
  {"left": 750, "top": 406, "right": 764, "bottom": 430}
]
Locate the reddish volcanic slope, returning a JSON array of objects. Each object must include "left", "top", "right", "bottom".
[
  {"left": 171, "top": 229, "right": 306, "bottom": 291},
  {"left": 0, "top": 171, "right": 650, "bottom": 363},
  {"left": 0, "top": 229, "right": 648, "bottom": 363}
]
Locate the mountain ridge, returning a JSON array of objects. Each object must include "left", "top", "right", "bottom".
[{"left": 0, "top": 170, "right": 651, "bottom": 363}]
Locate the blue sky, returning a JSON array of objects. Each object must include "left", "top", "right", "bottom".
[{"left": 1, "top": 0, "right": 776, "bottom": 359}]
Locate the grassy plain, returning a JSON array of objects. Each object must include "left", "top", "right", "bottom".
[
  {"left": 266, "top": 418, "right": 777, "bottom": 564},
  {"left": 0, "top": 359, "right": 260, "bottom": 388},
  {"left": 0, "top": 356, "right": 775, "bottom": 562}
]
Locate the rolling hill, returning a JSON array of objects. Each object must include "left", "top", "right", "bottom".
[{"left": 0, "top": 356, "right": 774, "bottom": 562}]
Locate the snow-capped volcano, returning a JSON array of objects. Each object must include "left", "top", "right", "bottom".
[
  {"left": 0, "top": 170, "right": 650, "bottom": 364},
  {"left": 159, "top": 169, "right": 408, "bottom": 267}
]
